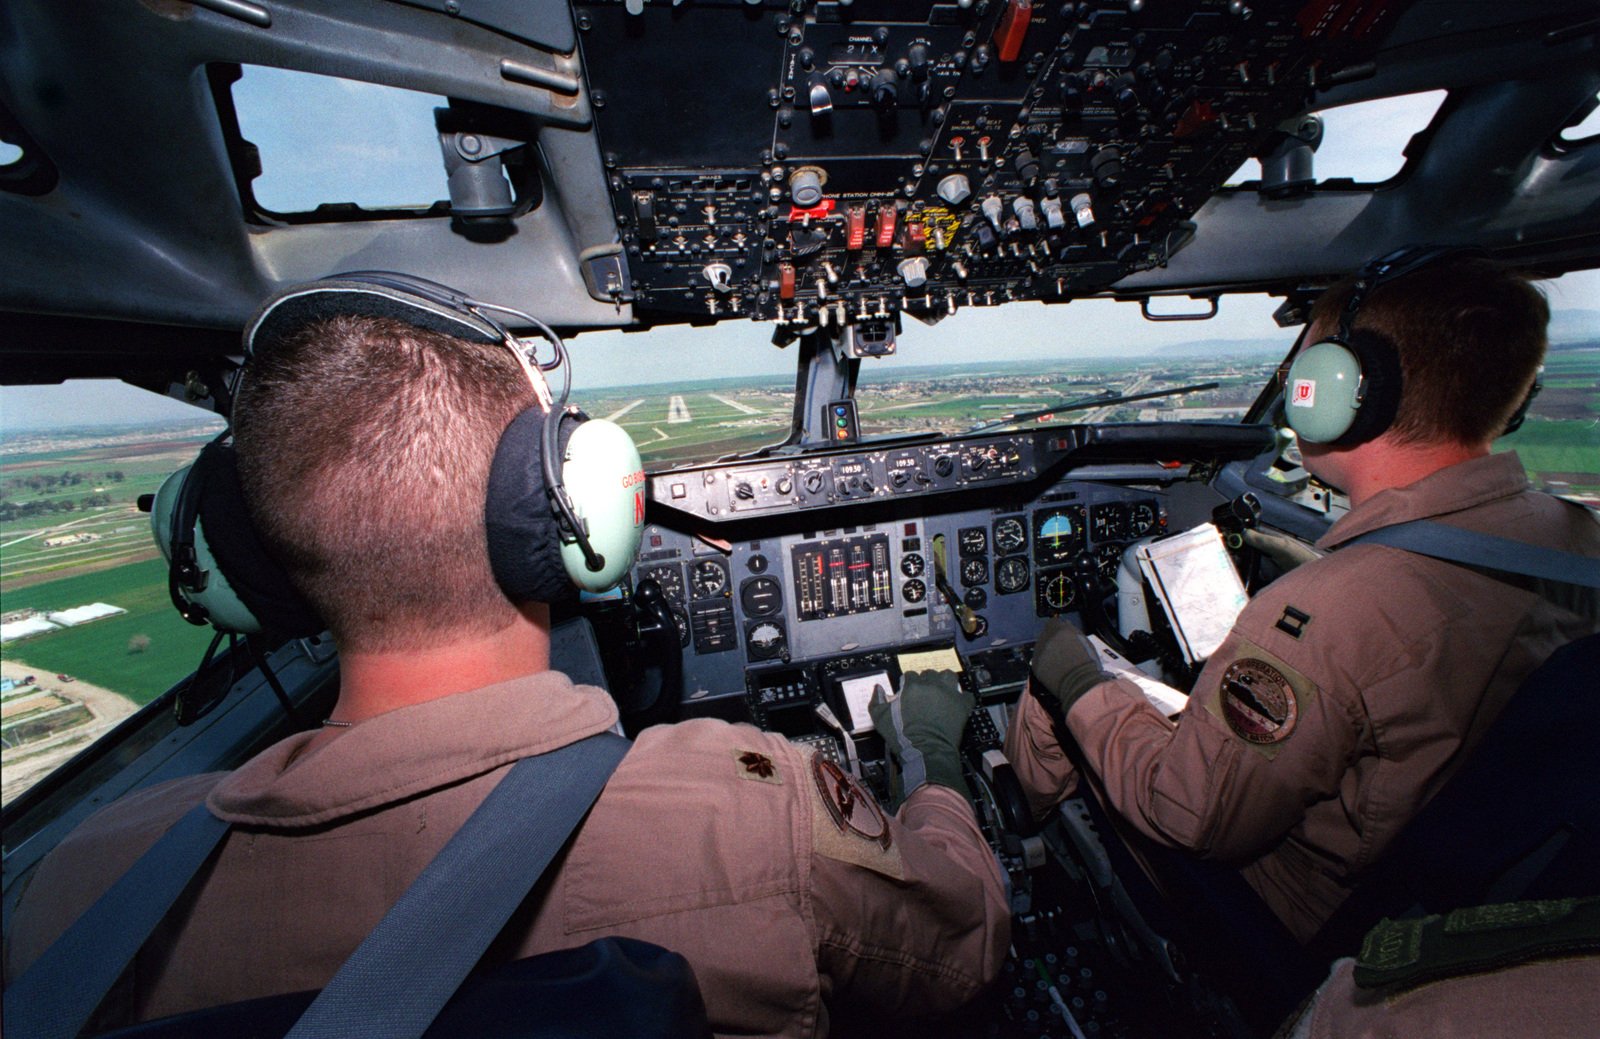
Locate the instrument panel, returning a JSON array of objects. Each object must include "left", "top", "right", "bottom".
[{"left": 630, "top": 472, "right": 1169, "bottom": 705}]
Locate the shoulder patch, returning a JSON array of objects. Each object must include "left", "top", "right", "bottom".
[
  {"left": 1200, "top": 639, "right": 1320, "bottom": 760},
  {"left": 734, "top": 748, "right": 782, "bottom": 785},
  {"left": 809, "top": 755, "right": 904, "bottom": 879}
]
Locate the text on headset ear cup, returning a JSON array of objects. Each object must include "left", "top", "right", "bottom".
[
  {"left": 1284, "top": 329, "right": 1402, "bottom": 447},
  {"left": 485, "top": 408, "right": 647, "bottom": 603},
  {"left": 557, "top": 418, "right": 646, "bottom": 593},
  {"left": 152, "top": 444, "right": 325, "bottom": 637},
  {"left": 486, "top": 407, "right": 576, "bottom": 604}
]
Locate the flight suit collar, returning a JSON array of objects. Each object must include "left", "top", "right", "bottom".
[
  {"left": 207, "top": 671, "right": 619, "bottom": 828},
  {"left": 1317, "top": 451, "right": 1529, "bottom": 550}
]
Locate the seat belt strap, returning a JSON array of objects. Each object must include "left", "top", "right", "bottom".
[
  {"left": 3, "top": 731, "right": 629, "bottom": 1039},
  {"left": 284, "top": 730, "right": 630, "bottom": 1039},
  {"left": 1345, "top": 519, "right": 1600, "bottom": 590},
  {"left": 3, "top": 802, "right": 232, "bottom": 1039}
]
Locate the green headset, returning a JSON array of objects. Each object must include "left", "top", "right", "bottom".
[
  {"left": 1282, "top": 245, "right": 1473, "bottom": 448},
  {"left": 152, "top": 272, "right": 647, "bottom": 636}
]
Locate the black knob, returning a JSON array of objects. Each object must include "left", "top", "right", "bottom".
[
  {"left": 891, "top": 470, "right": 910, "bottom": 488},
  {"left": 933, "top": 455, "right": 955, "bottom": 477},
  {"left": 734, "top": 481, "right": 755, "bottom": 500},
  {"left": 775, "top": 476, "right": 793, "bottom": 495},
  {"left": 908, "top": 42, "right": 930, "bottom": 80},
  {"left": 804, "top": 471, "right": 825, "bottom": 494}
]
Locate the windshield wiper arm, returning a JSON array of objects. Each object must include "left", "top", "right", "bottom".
[{"left": 964, "top": 381, "right": 1220, "bottom": 434}]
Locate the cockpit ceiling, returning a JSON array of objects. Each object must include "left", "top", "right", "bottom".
[{"left": 1, "top": 0, "right": 1598, "bottom": 361}]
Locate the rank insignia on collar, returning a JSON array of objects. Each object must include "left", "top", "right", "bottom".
[
  {"left": 1275, "top": 605, "right": 1311, "bottom": 639},
  {"left": 811, "top": 756, "right": 892, "bottom": 851},
  {"left": 735, "top": 748, "right": 782, "bottom": 784}
]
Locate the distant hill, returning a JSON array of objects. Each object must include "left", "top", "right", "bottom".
[{"left": 1143, "top": 337, "right": 1284, "bottom": 358}]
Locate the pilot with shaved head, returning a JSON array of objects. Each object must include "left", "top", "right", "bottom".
[
  {"left": 4, "top": 278, "right": 1008, "bottom": 1036},
  {"left": 1006, "top": 253, "right": 1600, "bottom": 944}
]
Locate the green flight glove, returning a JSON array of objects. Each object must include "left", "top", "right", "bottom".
[
  {"left": 870, "top": 670, "right": 971, "bottom": 799},
  {"left": 1029, "top": 617, "right": 1113, "bottom": 717}
]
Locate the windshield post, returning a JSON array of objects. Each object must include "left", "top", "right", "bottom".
[{"left": 790, "top": 328, "right": 859, "bottom": 449}]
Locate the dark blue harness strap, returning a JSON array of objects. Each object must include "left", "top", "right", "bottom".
[
  {"left": 3, "top": 801, "right": 232, "bottom": 1039},
  {"left": 283, "top": 730, "right": 630, "bottom": 1039},
  {"left": 1346, "top": 519, "right": 1600, "bottom": 589}
]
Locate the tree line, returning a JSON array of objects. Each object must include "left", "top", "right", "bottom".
[
  {"left": 0, "top": 470, "right": 126, "bottom": 498},
  {"left": 0, "top": 493, "right": 115, "bottom": 521}
]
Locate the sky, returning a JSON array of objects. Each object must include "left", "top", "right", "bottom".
[{"left": 2, "top": 78, "right": 1597, "bottom": 429}]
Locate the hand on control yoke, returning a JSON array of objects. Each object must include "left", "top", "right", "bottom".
[
  {"left": 870, "top": 670, "right": 971, "bottom": 800},
  {"left": 1029, "top": 617, "right": 1113, "bottom": 718}
]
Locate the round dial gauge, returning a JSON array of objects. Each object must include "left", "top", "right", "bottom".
[
  {"left": 690, "top": 558, "right": 728, "bottom": 598},
  {"left": 740, "top": 576, "right": 783, "bottom": 617},
  {"left": 963, "top": 586, "right": 988, "bottom": 610},
  {"left": 670, "top": 608, "right": 690, "bottom": 647},
  {"left": 902, "top": 578, "right": 926, "bottom": 604},
  {"left": 641, "top": 564, "right": 685, "bottom": 605},
  {"left": 995, "top": 556, "right": 1030, "bottom": 594},
  {"left": 1040, "top": 572, "right": 1078, "bottom": 613},
  {"left": 993, "top": 517, "right": 1026, "bottom": 554},
  {"left": 746, "top": 620, "right": 786, "bottom": 660},
  {"left": 960, "top": 557, "right": 989, "bottom": 586},
  {"left": 1129, "top": 501, "right": 1158, "bottom": 536},
  {"left": 958, "top": 527, "right": 988, "bottom": 557},
  {"left": 901, "top": 553, "right": 925, "bottom": 578},
  {"left": 1090, "top": 503, "right": 1126, "bottom": 542},
  {"left": 1095, "top": 543, "right": 1124, "bottom": 582}
]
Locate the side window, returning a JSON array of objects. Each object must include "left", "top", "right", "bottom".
[
  {"left": 1496, "top": 276, "right": 1600, "bottom": 500},
  {"left": 1, "top": 381, "right": 224, "bottom": 805}
]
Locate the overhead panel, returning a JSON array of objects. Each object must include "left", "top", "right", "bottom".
[{"left": 575, "top": 0, "right": 1408, "bottom": 325}]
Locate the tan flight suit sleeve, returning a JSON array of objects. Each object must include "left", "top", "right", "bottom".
[
  {"left": 1006, "top": 598, "right": 1365, "bottom": 863},
  {"left": 1003, "top": 690, "right": 1080, "bottom": 820},
  {"left": 807, "top": 777, "right": 1010, "bottom": 1018}
]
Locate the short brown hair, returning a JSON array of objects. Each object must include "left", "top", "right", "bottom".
[
  {"left": 233, "top": 315, "right": 534, "bottom": 652},
  {"left": 1308, "top": 258, "right": 1549, "bottom": 446}
]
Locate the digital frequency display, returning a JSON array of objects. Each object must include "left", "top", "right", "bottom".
[{"left": 792, "top": 533, "right": 893, "bottom": 622}]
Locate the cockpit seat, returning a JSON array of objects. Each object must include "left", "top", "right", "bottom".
[{"left": 1307, "top": 632, "right": 1600, "bottom": 959}]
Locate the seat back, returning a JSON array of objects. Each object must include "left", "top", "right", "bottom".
[{"left": 1310, "top": 633, "right": 1600, "bottom": 958}]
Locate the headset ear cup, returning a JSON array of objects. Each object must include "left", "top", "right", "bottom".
[
  {"left": 486, "top": 407, "right": 576, "bottom": 604},
  {"left": 557, "top": 418, "right": 646, "bottom": 592},
  {"left": 1335, "top": 329, "right": 1402, "bottom": 447},
  {"left": 1283, "top": 333, "right": 1402, "bottom": 447},
  {"left": 198, "top": 444, "right": 325, "bottom": 636},
  {"left": 152, "top": 444, "right": 324, "bottom": 637}
]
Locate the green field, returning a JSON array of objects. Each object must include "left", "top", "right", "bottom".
[
  {"left": 0, "top": 558, "right": 216, "bottom": 705},
  {"left": 1, "top": 426, "right": 222, "bottom": 705}
]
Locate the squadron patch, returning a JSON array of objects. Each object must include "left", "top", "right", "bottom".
[
  {"left": 1219, "top": 658, "right": 1299, "bottom": 745},
  {"left": 734, "top": 749, "right": 781, "bottom": 785},
  {"left": 809, "top": 755, "right": 904, "bottom": 879}
]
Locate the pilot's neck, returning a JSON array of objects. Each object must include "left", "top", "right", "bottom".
[
  {"left": 1307, "top": 435, "right": 1490, "bottom": 509},
  {"left": 326, "top": 602, "right": 552, "bottom": 724}
]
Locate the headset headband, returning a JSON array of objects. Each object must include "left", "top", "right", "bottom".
[
  {"left": 1336, "top": 245, "right": 1485, "bottom": 344},
  {"left": 243, "top": 272, "right": 605, "bottom": 575}
]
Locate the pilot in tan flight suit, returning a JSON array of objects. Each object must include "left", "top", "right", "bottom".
[
  {"left": 4, "top": 293, "right": 1008, "bottom": 1036},
  {"left": 1005, "top": 255, "right": 1600, "bottom": 943}
]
